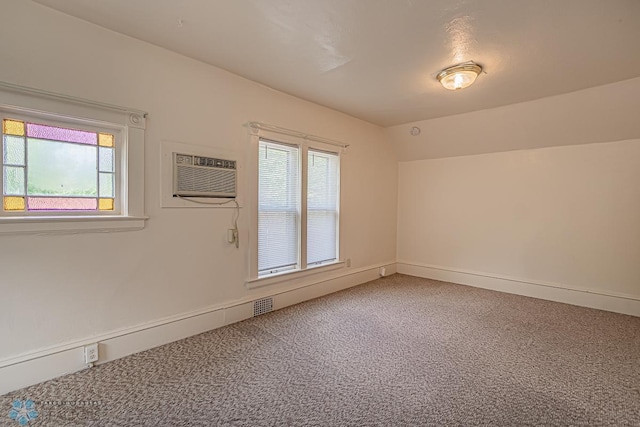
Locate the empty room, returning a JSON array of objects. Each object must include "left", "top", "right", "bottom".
[{"left": 1, "top": 0, "right": 639, "bottom": 425}]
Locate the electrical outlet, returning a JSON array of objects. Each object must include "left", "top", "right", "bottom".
[
  {"left": 346, "top": 258, "right": 351, "bottom": 267},
  {"left": 84, "top": 343, "right": 99, "bottom": 364}
]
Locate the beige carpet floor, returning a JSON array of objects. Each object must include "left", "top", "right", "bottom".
[{"left": 2, "top": 274, "right": 639, "bottom": 426}]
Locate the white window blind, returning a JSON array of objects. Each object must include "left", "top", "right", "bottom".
[
  {"left": 307, "top": 149, "right": 339, "bottom": 266},
  {"left": 258, "top": 140, "right": 300, "bottom": 275}
]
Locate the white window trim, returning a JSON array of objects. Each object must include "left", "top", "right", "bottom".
[
  {"left": 0, "top": 81, "right": 147, "bottom": 234},
  {"left": 246, "top": 125, "right": 343, "bottom": 285},
  {"left": 246, "top": 259, "right": 345, "bottom": 289}
]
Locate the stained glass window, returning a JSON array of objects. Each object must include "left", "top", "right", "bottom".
[{"left": 2, "top": 119, "right": 115, "bottom": 213}]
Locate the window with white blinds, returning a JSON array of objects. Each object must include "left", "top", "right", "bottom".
[
  {"left": 258, "top": 140, "right": 300, "bottom": 275},
  {"left": 307, "top": 149, "right": 339, "bottom": 266},
  {"left": 257, "top": 138, "right": 340, "bottom": 277}
]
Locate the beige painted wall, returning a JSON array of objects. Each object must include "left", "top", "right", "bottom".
[
  {"left": 396, "top": 78, "right": 640, "bottom": 300},
  {"left": 0, "top": 1, "right": 397, "bottom": 360},
  {"left": 398, "top": 140, "right": 640, "bottom": 298}
]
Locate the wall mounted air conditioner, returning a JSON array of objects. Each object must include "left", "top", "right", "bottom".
[{"left": 173, "top": 152, "right": 237, "bottom": 198}]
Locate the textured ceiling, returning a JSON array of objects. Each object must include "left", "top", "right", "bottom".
[{"left": 32, "top": 0, "right": 640, "bottom": 127}]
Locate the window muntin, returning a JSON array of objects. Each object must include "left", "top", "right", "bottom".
[
  {"left": 257, "top": 137, "right": 340, "bottom": 278},
  {"left": 2, "top": 117, "right": 117, "bottom": 214}
]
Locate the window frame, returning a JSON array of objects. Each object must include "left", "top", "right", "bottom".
[
  {"left": 0, "top": 82, "right": 147, "bottom": 234},
  {"left": 247, "top": 127, "right": 343, "bottom": 287},
  {"left": 1, "top": 112, "right": 123, "bottom": 217},
  {"left": 257, "top": 139, "right": 301, "bottom": 276},
  {"left": 306, "top": 147, "right": 340, "bottom": 268}
]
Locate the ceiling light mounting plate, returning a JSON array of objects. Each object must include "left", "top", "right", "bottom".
[{"left": 437, "top": 61, "right": 482, "bottom": 91}]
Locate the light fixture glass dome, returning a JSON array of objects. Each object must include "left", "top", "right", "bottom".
[{"left": 437, "top": 62, "right": 482, "bottom": 90}]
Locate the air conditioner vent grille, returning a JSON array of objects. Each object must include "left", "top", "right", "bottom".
[
  {"left": 173, "top": 153, "right": 237, "bottom": 198},
  {"left": 176, "top": 165, "right": 236, "bottom": 194}
]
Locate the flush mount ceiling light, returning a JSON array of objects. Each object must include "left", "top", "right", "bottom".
[{"left": 437, "top": 62, "right": 482, "bottom": 91}]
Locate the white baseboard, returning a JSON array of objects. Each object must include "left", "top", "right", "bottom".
[
  {"left": 397, "top": 261, "right": 640, "bottom": 317},
  {"left": 0, "top": 261, "right": 396, "bottom": 395}
]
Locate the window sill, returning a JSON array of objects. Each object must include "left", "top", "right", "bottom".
[
  {"left": 246, "top": 261, "right": 345, "bottom": 289},
  {"left": 0, "top": 215, "right": 148, "bottom": 235}
]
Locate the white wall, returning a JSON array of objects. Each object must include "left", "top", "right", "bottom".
[
  {"left": 0, "top": 1, "right": 397, "bottom": 366},
  {"left": 394, "top": 78, "right": 640, "bottom": 314}
]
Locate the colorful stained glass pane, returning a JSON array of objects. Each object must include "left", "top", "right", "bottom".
[
  {"left": 3, "top": 135, "right": 26, "bottom": 166},
  {"left": 99, "top": 172, "right": 114, "bottom": 197},
  {"left": 98, "top": 133, "right": 114, "bottom": 147},
  {"left": 4, "top": 196, "right": 25, "bottom": 211},
  {"left": 27, "top": 197, "right": 97, "bottom": 211},
  {"left": 3, "top": 166, "right": 25, "bottom": 195},
  {"left": 26, "top": 123, "right": 97, "bottom": 145},
  {"left": 27, "top": 139, "right": 97, "bottom": 196},
  {"left": 3, "top": 119, "right": 25, "bottom": 136},
  {"left": 99, "top": 146, "right": 114, "bottom": 172},
  {"left": 98, "top": 198, "right": 114, "bottom": 211}
]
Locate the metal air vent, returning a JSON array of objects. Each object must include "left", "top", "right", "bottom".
[{"left": 253, "top": 297, "right": 274, "bottom": 317}]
